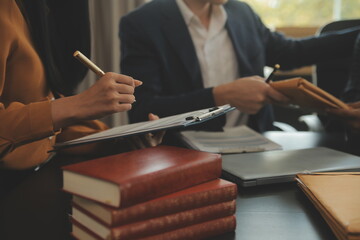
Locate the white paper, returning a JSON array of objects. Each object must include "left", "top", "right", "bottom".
[{"left": 179, "top": 125, "right": 282, "bottom": 154}]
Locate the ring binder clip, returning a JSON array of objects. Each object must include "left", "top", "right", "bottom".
[{"left": 195, "top": 107, "right": 229, "bottom": 122}]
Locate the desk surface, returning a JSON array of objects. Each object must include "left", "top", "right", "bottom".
[{"left": 0, "top": 131, "right": 357, "bottom": 240}]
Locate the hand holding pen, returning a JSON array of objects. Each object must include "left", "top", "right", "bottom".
[
  {"left": 73, "top": 51, "right": 165, "bottom": 149},
  {"left": 51, "top": 51, "right": 142, "bottom": 130},
  {"left": 63, "top": 51, "right": 141, "bottom": 120},
  {"left": 73, "top": 50, "right": 142, "bottom": 87}
]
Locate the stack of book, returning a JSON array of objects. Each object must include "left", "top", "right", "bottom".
[{"left": 62, "top": 146, "right": 237, "bottom": 240}]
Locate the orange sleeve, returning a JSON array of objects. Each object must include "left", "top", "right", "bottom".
[
  {"left": 55, "top": 120, "right": 117, "bottom": 156},
  {"left": 0, "top": 1, "right": 119, "bottom": 168},
  {"left": 0, "top": 101, "right": 57, "bottom": 169},
  {"left": 0, "top": 2, "right": 57, "bottom": 169}
]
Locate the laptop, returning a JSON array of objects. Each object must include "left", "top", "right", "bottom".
[{"left": 221, "top": 147, "right": 360, "bottom": 187}]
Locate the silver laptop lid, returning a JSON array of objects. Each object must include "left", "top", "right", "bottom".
[{"left": 222, "top": 147, "right": 360, "bottom": 187}]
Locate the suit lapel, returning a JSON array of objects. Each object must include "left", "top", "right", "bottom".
[
  {"left": 224, "top": 4, "right": 253, "bottom": 76},
  {"left": 159, "top": 0, "right": 203, "bottom": 88}
]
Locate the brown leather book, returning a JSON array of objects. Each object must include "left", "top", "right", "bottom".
[
  {"left": 296, "top": 172, "right": 360, "bottom": 240},
  {"left": 140, "top": 215, "right": 236, "bottom": 240},
  {"left": 62, "top": 146, "right": 222, "bottom": 208},
  {"left": 270, "top": 77, "right": 349, "bottom": 111},
  {"left": 72, "top": 179, "right": 237, "bottom": 227},
  {"left": 71, "top": 200, "right": 236, "bottom": 240}
]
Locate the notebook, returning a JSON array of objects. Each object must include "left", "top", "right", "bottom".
[{"left": 221, "top": 147, "right": 360, "bottom": 187}]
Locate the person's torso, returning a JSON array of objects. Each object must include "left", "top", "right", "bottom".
[{"left": 0, "top": 0, "right": 51, "bottom": 107}]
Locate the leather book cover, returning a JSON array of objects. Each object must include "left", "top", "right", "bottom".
[
  {"left": 62, "top": 146, "right": 222, "bottom": 208},
  {"left": 141, "top": 215, "right": 236, "bottom": 240},
  {"left": 72, "top": 200, "right": 236, "bottom": 240},
  {"left": 72, "top": 215, "right": 236, "bottom": 240},
  {"left": 72, "top": 179, "right": 237, "bottom": 227},
  {"left": 296, "top": 172, "right": 360, "bottom": 240},
  {"left": 270, "top": 77, "right": 349, "bottom": 111}
]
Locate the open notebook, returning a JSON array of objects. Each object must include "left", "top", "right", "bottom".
[{"left": 221, "top": 147, "right": 360, "bottom": 187}]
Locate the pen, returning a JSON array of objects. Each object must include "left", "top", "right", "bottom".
[
  {"left": 73, "top": 50, "right": 105, "bottom": 77},
  {"left": 265, "top": 64, "right": 280, "bottom": 83},
  {"left": 73, "top": 50, "right": 142, "bottom": 87}
]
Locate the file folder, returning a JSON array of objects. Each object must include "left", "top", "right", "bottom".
[{"left": 296, "top": 172, "right": 360, "bottom": 240}]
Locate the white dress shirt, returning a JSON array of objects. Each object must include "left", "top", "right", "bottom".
[{"left": 176, "top": 0, "right": 248, "bottom": 128}]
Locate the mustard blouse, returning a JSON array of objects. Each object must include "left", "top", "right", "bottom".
[{"left": 0, "top": 0, "right": 107, "bottom": 169}]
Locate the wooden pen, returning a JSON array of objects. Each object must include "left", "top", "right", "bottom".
[
  {"left": 73, "top": 50, "right": 142, "bottom": 87},
  {"left": 73, "top": 50, "right": 105, "bottom": 77}
]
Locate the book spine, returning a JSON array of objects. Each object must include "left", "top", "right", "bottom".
[
  {"left": 110, "top": 184, "right": 237, "bottom": 226},
  {"left": 120, "top": 155, "right": 222, "bottom": 207},
  {"left": 140, "top": 215, "right": 236, "bottom": 240},
  {"left": 110, "top": 200, "right": 236, "bottom": 240}
]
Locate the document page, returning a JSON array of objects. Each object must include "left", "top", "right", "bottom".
[{"left": 179, "top": 125, "right": 282, "bottom": 154}]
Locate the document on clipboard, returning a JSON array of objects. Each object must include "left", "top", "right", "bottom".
[{"left": 53, "top": 105, "right": 235, "bottom": 151}]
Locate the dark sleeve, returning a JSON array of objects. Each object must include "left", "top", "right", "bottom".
[
  {"left": 263, "top": 24, "right": 360, "bottom": 70},
  {"left": 119, "top": 16, "right": 215, "bottom": 123},
  {"left": 239, "top": 2, "right": 360, "bottom": 71}
]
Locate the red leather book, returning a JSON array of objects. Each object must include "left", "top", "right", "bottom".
[
  {"left": 62, "top": 146, "right": 221, "bottom": 208},
  {"left": 141, "top": 215, "right": 236, "bottom": 240},
  {"left": 72, "top": 179, "right": 237, "bottom": 227},
  {"left": 72, "top": 201, "right": 236, "bottom": 240}
]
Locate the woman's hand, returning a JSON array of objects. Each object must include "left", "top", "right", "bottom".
[
  {"left": 127, "top": 113, "right": 165, "bottom": 149},
  {"left": 51, "top": 73, "right": 141, "bottom": 130}
]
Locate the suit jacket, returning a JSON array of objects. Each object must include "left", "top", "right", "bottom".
[{"left": 120, "top": 0, "right": 359, "bottom": 132}]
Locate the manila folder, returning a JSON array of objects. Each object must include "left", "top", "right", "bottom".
[
  {"left": 270, "top": 77, "right": 349, "bottom": 111},
  {"left": 296, "top": 173, "right": 360, "bottom": 240}
]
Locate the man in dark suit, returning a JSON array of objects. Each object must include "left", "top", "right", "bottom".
[{"left": 120, "top": 0, "right": 360, "bottom": 132}]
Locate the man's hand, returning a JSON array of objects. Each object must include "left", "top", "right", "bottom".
[
  {"left": 127, "top": 113, "right": 165, "bottom": 149},
  {"left": 213, "top": 76, "right": 289, "bottom": 114}
]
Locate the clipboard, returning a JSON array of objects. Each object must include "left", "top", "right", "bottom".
[{"left": 53, "top": 105, "right": 235, "bottom": 151}]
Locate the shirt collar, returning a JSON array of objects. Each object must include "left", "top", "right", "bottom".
[
  {"left": 176, "top": 0, "right": 195, "bottom": 26},
  {"left": 176, "top": 0, "right": 227, "bottom": 28}
]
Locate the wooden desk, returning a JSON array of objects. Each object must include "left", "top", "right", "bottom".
[{"left": 0, "top": 131, "right": 357, "bottom": 240}]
